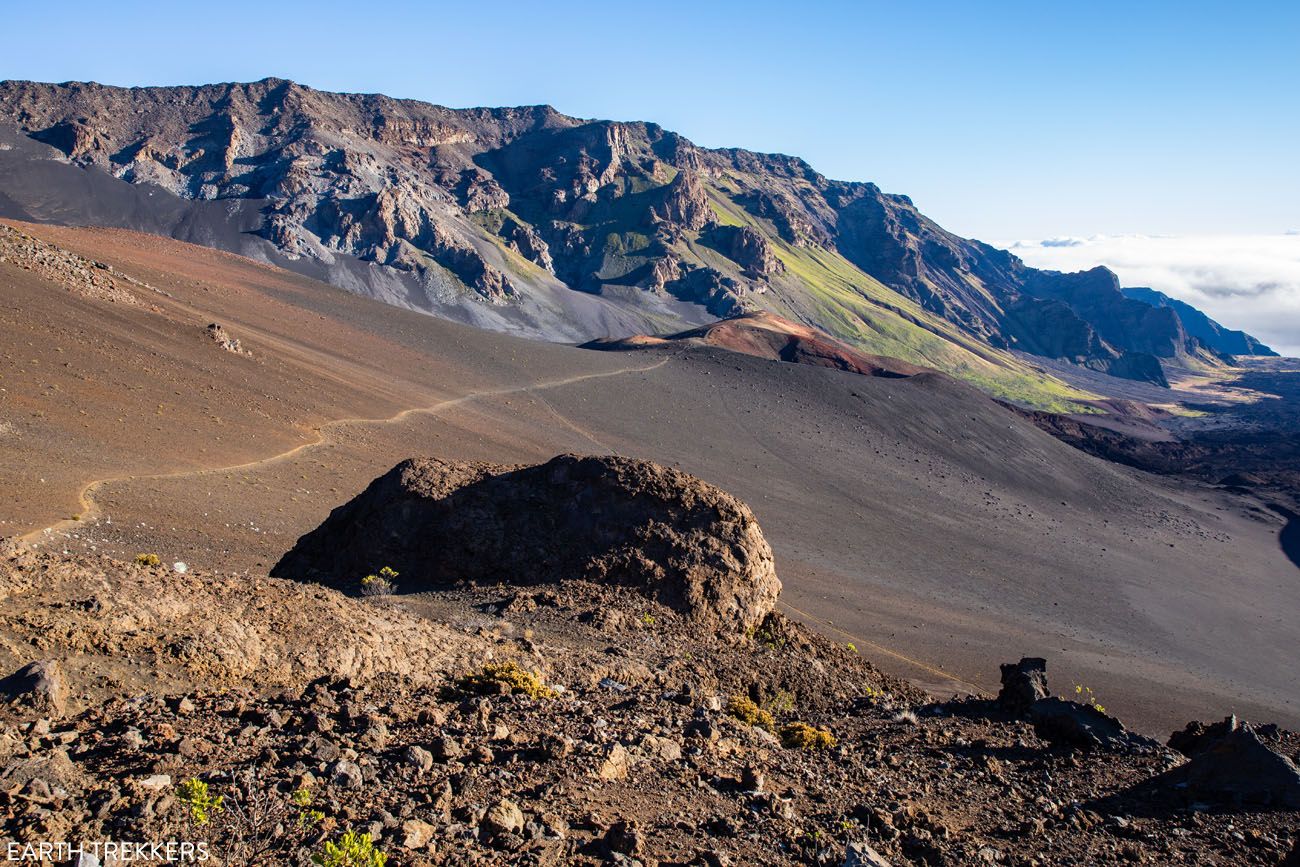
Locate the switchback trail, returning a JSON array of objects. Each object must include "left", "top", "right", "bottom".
[{"left": 19, "top": 355, "right": 674, "bottom": 546}]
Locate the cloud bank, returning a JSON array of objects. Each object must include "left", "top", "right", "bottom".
[{"left": 1001, "top": 234, "right": 1300, "bottom": 357}]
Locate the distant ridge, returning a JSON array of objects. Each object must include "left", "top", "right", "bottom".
[
  {"left": 1122, "top": 286, "right": 1276, "bottom": 357},
  {"left": 0, "top": 78, "right": 1270, "bottom": 405}
]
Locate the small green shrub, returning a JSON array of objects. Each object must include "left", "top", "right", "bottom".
[
  {"left": 846, "top": 642, "right": 858, "bottom": 654},
  {"left": 312, "top": 830, "right": 387, "bottom": 867},
  {"left": 727, "top": 695, "right": 774, "bottom": 731},
  {"left": 746, "top": 622, "right": 785, "bottom": 650},
  {"left": 457, "top": 660, "right": 556, "bottom": 699},
  {"left": 780, "top": 722, "right": 837, "bottom": 751},
  {"left": 639, "top": 612, "right": 656, "bottom": 626},
  {"left": 292, "top": 786, "right": 324, "bottom": 829},
  {"left": 177, "top": 778, "right": 223, "bottom": 825},
  {"left": 1071, "top": 683, "right": 1106, "bottom": 713},
  {"left": 134, "top": 553, "right": 161, "bottom": 567},
  {"left": 360, "top": 566, "right": 398, "bottom": 597},
  {"left": 764, "top": 690, "right": 796, "bottom": 715}
]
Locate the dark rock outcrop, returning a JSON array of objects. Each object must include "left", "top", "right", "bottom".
[
  {"left": 648, "top": 171, "right": 716, "bottom": 234},
  {"left": 1028, "top": 698, "right": 1157, "bottom": 751},
  {"left": 997, "top": 657, "right": 1049, "bottom": 715},
  {"left": 1157, "top": 719, "right": 1300, "bottom": 808},
  {"left": 273, "top": 454, "right": 781, "bottom": 635},
  {"left": 996, "top": 657, "right": 1156, "bottom": 751},
  {"left": 710, "top": 225, "right": 785, "bottom": 279}
]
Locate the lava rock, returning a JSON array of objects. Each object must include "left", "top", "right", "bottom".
[
  {"left": 997, "top": 658, "right": 1048, "bottom": 716},
  {"left": 0, "top": 660, "right": 68, "bottom": 717},
  {"left": 1157, "top": 722, "right": 1300, "bottom": 808},
  {"left": 274, "top": 454, "right": 782, "bottom": 634}
]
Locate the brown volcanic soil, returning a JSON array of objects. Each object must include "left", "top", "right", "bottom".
[
  {"left": 3, "top": 549, "right": 1298, "bottom": 866},
  {"left": 585, "top": 311, "right": 931, "bottom": 379},
  {"left": 2, "top": 221, "right": 1299, "bottom": 737}
]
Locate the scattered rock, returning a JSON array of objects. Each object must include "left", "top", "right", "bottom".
[
  {"left": 843, "top": 841, "right": 893, "bottom": 867},
  {"left": 597, "top": 743, "right": 631, "bottom": 781},
  {"left": 205, "top": 323, "right": 250, "bottom": 355},
  {"left": 331, "top": 760, "right": 364, "bottom": 789},
  {"left": 404, "top": 744, "right": 434, "bottom": 773},
  {"left": 400, "top": 818, "right": 436, "bottom": 850}
]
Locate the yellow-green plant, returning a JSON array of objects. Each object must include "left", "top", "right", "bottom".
[
  {"left": 745, "top": 622, "right": 785, "bottom": 650},
  {"left": 134, "top": 553, "right": 161, "bottom": 567},
  {"left": 764, "top": 690, "right": 796, "bottom": 715},
  {"left": 1072, "top": 684, "right": 1106, "bottom": 713},
  {"left": 458, "top": 660, "right": 556, "bottom": 699},
  {"left": 292, "top": 786, "right": 324, "bottom": 829},
  {"left": 726, "top": 695, "right": 775, "bottom": 732},
  {"left": 780, "top": 722, "right": 837, "bottom": 751},
  {"left": 360, "top": 566, "right": 398, "bottom": 597},
  {"left": 312, "top": 831, "right": 387, "bottom": 867},
  {"left": 639, "top": 612, "right": 656, "bottom": 626},
  {"left": 177, "top": 778, "right": 223, "bottom": 825},
  {"left": 846, "top": 642, "right": 858, "bottom": 654}
]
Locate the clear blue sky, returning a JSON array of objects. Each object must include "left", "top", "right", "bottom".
[{"left": 3, "top": 0, "right": 1297, "bottom": 241}]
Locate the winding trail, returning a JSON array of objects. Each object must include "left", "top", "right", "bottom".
[
  {"left": 18, "top": 348, "right": 986, "bottom": 699},
  {"left": 20, "top": 356, "right": 674, "bottom": 546},
  {"left": 777, "top": 599, "right": 987, "bottom": 696}
]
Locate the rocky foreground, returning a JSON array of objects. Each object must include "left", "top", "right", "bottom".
[{"left": 2, "top": 456, "right": 1298, "bottom": 865}]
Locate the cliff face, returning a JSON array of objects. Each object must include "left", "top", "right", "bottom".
[
  {"left": 0, "top": 78, "right": 1266, "bottom": 399},
  {"left": 1123, "top": 286, "right": 1276, "bottom": 357}
]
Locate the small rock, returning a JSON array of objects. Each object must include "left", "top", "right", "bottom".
[
  {"left": 400, "top": 818, "right": 436, "bottom": 850},
  {"left": 605, "top": 820, "right": 646, "bottom": 856},
  {"left": 597, "top": 743, "right": 630, "bottom": 780},
  {"left": 431, "top": 735, "right": 463, "bottom": 761},
  {"left": 404, "top": 745, "right": 434, "bottom": 773},
  {"left": 483, "top": 798, "right": 525, "bottom": 837},
  {"left": 843, "top": 841, "right": 892, "bottom": 867},
  {"left": 331, "top": 760, "right": 364, "bottom": 789}
]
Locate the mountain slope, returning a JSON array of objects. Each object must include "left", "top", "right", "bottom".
[
  {"left": 1122, "top": 285, "right": 1276, "bottom": 357},
  {"left": 4, "top": 220, "right": 1298, "bottom": 733},
  {"left": 0, "top": 79, "right": 1270, "bottom": 407}
]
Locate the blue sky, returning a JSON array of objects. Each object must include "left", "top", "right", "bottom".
[
  {"left": 5, "top": 1, "right": 1299, "bottom": 348},
  {"left": 4, "top": 0, "right": 1295, "bottom": 241}
]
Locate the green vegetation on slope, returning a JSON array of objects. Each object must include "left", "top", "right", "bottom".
[{"left": 695, "top": 186, "right": 1098, "bottom": 412}]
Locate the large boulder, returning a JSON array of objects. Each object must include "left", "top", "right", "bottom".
[
  {"left": 1028, "top": 697, "right": 1157, "bottom": 752},
  {"left": 0, "top": 659, "right": 68, "bottom": 717},
  {"left": 1158, "top": 718, "right": 1300, "bottom": 808},
  {"left": 273, "top": 454, "right": 781, "bottom": 635}
]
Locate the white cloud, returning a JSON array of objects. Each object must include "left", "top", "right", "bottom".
[{"left": 1000, "top": 234, "right": 1300, "bottom": 357}]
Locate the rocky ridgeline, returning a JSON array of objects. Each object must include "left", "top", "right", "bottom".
[
  {"left": 0, "top": 223, "right": 150, "bottom": 305},
  {"left": 0, "top": 80, "right": 1272, "bottom": 381},
  {"left": 1, "top": 458, "right": 1298, "bottom": 865}
]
